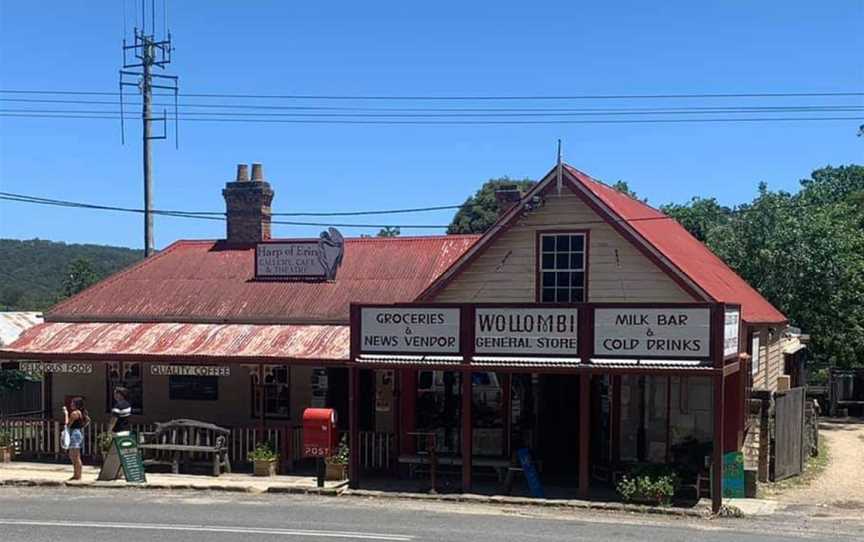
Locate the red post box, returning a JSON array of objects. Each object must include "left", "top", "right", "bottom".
[{"left": 302, "top": 408, "right": 338, "bottom": 458}]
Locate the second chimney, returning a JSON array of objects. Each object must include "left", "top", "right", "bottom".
[{"left": 222, "top": 162, "right": 274, "bottom": 244}]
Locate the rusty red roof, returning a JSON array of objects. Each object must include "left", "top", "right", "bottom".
[
  {"left": 46, "top": 235, "right": 480, "bottom": 325},
  {"left": 566, "top": 165, "right": 787, "bottom": 324},
  {"left": 2, "top": 322, "right": 349, "bottom": 362}
]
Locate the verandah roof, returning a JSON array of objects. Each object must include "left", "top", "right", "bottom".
[{"left": 0, "top": 321, "right": 349, "bottom": 363}]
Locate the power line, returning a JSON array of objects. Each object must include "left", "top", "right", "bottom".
[
  {"left": 4, "top": 106, "right": 863, "bottom": 119},
  {"left": 0, "top": 188, "right": 828, "bottom": 231},
  {"left": 2, "top": 88, "right": 863, "bottom": 100},
  {"left": 2, "top": 97, "right": 862, "bottom": 114},
  {"left": 2, "top": 112, "right": 860, "bottom": 125}
]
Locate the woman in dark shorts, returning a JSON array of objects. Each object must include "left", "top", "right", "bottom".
[{"left": 63, "top": 397, "right": 90, "bottom": 480}]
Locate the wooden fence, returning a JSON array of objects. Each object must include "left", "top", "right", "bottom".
[{"left": 0, "top": 418, "right": 394, "bottom": 471}]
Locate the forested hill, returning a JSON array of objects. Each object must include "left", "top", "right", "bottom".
[{"left": 0, "top": 238, "right": 143, "bottom": 311}]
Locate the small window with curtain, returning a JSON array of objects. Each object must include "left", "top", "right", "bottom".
[{"left": 539, "top": 232, "right": 587, "bottom": 303}]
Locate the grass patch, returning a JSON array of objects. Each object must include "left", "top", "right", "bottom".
[{"left": 759, "top": 438, "right": 830, "bottom": 497}]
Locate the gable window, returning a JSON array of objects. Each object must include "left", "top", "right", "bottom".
[{"left": 539, "top": 232, "right": 587, "bottom": 303}]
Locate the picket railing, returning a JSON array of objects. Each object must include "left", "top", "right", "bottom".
[{"left": 0, "top": 418, "right": 395, "bottom": 471}]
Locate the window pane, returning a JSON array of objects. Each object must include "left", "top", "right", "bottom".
[
  {"left": 572, "top": 235, "right": 584, "bottom": 251},
  {"left": 572, "top": 271, "right": 585, "bottom": 288},
  {"left": 571, "top": 288, "right": 585, "bottom": 302},
  {"left": 556, "top": 253, "right": 569, "bottom": 269},
  {"left": 542, "top": 288, "right": 556, "bottom": 302},
  {"left": 557, "top": 272, "right": 570, "bottom": 287},
  {"left": 542, "top": 272, "right": 555, "bottom": 287},
  {"left": 570, "top": 252, "right": 584, "bottom": 270},
  {"left": 542, "top": 253, "right": 555, "bottom": 269},
  {"left": 556, "top": 288, "right": 571, "bottom": 303},
  {"left": 556, "top": 235, "right": 570, "bottom": 251},
  {"left": 542, "top": 235, "right": 555, "bottom": 252}
]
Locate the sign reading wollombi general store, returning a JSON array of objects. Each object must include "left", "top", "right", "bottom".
[
  {"left": 360, "top": 307, "right": 461, "bottom": 354},
  {"left": 256, "top": 228, "right": 344, "bottom": 280},
  {"left": 475, "top": 308, "right": 579, "bottom": 355},
  {"left": 593, "top": 307, "right": 710, "bottom": 358}
]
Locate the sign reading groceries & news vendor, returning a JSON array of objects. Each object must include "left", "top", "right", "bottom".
[
  {"left": 360, "top": 307, "right": 461, "bottom": 353},
  {"left": 593, "top": 307, "right": 710, "bottom": 358}
]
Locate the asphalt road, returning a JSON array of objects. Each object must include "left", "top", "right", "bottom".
[{"left": 1, "top": 487, "right": 862, "bottom": 542}]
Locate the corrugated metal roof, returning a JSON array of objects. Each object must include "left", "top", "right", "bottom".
[
  {"left": 0, "top": 312, "right": 43, "bottom": 347},
  {"left": 567, "top": 165, "right": 787, "bottom": 324},
  {"left": 589, "top": 358, "right": 712, "bottom": 368},
  {"left": 46, "top": 235, "right": 479, "bottom": 325},
  {"left": 1, "top": 321, "right": 349, "bottom": 361}
]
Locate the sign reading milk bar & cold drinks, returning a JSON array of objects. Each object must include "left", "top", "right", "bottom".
[
  {"left": 475, "top": 308, "right": 579, "bottom": 355},
  {"left": 360, "top": 307, "right": 461, "bottom": 354},
  {"left": 723, "top": 308, "right": 740, "bottom": 358},
  {"left": 593, "top": 308, "right": 710, "bottom": 358}
]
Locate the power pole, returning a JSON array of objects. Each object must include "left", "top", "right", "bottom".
[{"left": 120, "top": 0, "right": 178, "bottom": 257}]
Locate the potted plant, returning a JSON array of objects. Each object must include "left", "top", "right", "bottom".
[
  {"left": 249, "top": 442, "right": 278, "bottom": 476},
  {"left": 96, "top": 432, "right": 114, "bottom": 464},
  {"left": 325, "top": 435, "right": 349, "bottom": 481},
  {"left": 616, "top": 464, "right": 680, "bottom": 506},
  {"left": 0, "top": 430, "right": 13, "bottom": 463}
]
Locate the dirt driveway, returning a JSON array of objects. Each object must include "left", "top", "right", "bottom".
[{"left": 773, "top": 419, "right": 864, "bottom": 512}]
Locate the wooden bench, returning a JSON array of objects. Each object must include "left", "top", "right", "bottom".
[
  {"left": 398, "top": 454, "right": 510, "bottom": 481},
  {"left": 139, "top": 419, "right": 231, "bottom": 476}
]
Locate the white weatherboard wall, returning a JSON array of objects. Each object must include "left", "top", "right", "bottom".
[{"left": 430, "top": 191, "right": 695, "bottom": 303}]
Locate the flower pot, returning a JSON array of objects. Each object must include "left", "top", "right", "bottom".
[
  {"left": 0, "top": 446, "right": 13, "bottom": 463},
  {"left": 325, "top": 462, "right": 347, "bottom": 481},
  {"left": 253, "top": 458, "right": 277, "bottom": 477}
]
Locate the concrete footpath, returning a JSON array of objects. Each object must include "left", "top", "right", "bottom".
[{"left": 0, "top": 461, "right": 777, "bottom": 518}]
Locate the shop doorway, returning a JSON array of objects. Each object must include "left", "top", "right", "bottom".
[{"left": 537, "top": 374, "right": 581, "bottom": 482}]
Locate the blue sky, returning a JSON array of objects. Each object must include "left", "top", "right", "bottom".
[{"left": 1, "top": 1, "right": 862, "bottom": 249}]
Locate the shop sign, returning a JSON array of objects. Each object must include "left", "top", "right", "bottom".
[
  {"left": 475, "top": 307, "right": 578, "bottom": 355},
  {"left": 150, "top": 365, "right": 231, "bottom": 377},
  {"left": 19, "top": 362, "right": 93, "bottom": 374},
  {"left": 360, "top": 307, "right": 460, "bottom": 354},
  {"left": 256, "top": 228, "right": 344, "bottom": 280},
  {"left": 724, "top": 308, "right": 741, "bottom": 358},
  {"left": 593, "top": 307, "right": 710, "bottom": 358}
]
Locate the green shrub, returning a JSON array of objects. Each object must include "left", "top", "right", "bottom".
[
  {"left": 326, "top": 435, "right": 349, "bottom": 466},
  {"left": 248, "top": 442, "right": 278, "bottom": 462},
  {"left": 0, "top": 430, "right": 12, "bottom": 448},
  {"left": 616, "top": 465, "right": 680, "bottom": 506}
]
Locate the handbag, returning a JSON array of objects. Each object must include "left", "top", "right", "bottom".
[{"left": 61, "top": 426, "right": 71, "bottom": 450}]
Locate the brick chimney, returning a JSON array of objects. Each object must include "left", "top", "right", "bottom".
[
  {"left": 222, "top": 163, "right": 274, "bottom": 244},
  {"left": 494, "top": 185, "right": 523, "bottom": 217}
]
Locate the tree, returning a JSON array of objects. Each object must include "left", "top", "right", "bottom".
[
  {"left": 661, "top": 197, "right": 733, "bottom": 242},
  {"left": 702, "top": 167, "right": 864, "bottom": 370},
  {"left": 0, "top": 366, "right": 37, "bottom": 394},
  {"left": 611, "top": 180, "right": 646, "bottom": 202},
  {"left": 447, "top": 177, "right": 536, "bottom": 234},
  {"left": 61, "top": 257, "right": 99, "bottom": 299},
  {"left": 377, "top": 226, "right": 400, "bottom": 237}
]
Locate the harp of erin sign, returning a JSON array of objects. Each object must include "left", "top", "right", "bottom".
[{"left": 256, "top": 228, "right": 344, "bottom": 280}]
